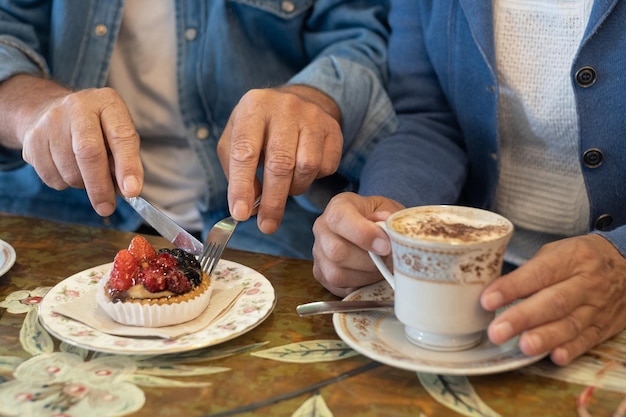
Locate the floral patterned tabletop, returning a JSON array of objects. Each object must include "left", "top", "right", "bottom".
[{"left": 0, "top": 213, "right": 625, "bottom": 417}]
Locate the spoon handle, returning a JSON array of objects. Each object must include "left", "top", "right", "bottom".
[{"left": 296, "top": 300, "right": 394, "bottom": 316}]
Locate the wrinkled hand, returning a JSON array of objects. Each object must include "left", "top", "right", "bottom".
[
  {"left": 217, "top": 85, "right": 343, "bottom": 234},
  {"left": 2, "top": 75, "right": 143, "bottom": 216},
  {"left": 481, "top": 234, "right": 626, "bottom": 365},
  {"left": 312, "top": 192, "right": 405, "bottom": 297}
]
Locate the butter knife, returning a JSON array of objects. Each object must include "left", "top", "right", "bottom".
[
  {"left": 296, "top": 300, "right": 394, "bottom": 316},
  {"left": 123, "top": 196, "right": 204, "bottom": 255}
]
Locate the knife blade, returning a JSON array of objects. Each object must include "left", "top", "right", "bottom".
[
  {"left": 296, "top": 300, "right": 394, "bottom": 316},
  {"left": 123, "top": 196, "right": 203, "bottom": 255}
]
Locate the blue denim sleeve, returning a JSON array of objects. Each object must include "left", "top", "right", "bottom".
[
  {"left": 0, "top": 35, "right": 48, "bottom": 169},
  {"left": 0, "top": 36, "right": 48, "bottom": 82},
  {"left": 0, "top": 0, "right": 51, "bottom": 82},
  {"left": 287, "top": 0, "right": 397, "bottom": 212},
  {"left": 0, "top": 2, "right": 52, "bottom": 169}
]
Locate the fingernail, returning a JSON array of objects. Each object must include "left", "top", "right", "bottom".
[
  {"left": 95, "top": 202, "right": 115, "bottom": 216},
  {"left": 372, "top": 238, "right": 390, "bottom": 254},
  {"left": 551, "top": 347, "right": 569, "bottom": 365},
  {"left": 481, "top": 290, "right": 504, "bottom": 310},
  {"left": 232, "top": 200, "right": 249, "bottom": 219},
  {"left": 123, "top": 175, "right": 141, "bottom": 194},
  {"left": 260, "top": 219, "right": 278, "bottom": 233},
  {"left": 520, "top": 333, "right": 543, "bottom": 355},
  {"left": 489, "top": 321, "right": 514, "bottom": 343}
]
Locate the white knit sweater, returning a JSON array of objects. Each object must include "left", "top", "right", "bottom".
[{"left": 493, "top": 0, "right": 592, "bottom": 264}]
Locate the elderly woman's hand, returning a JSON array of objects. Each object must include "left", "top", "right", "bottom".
[
  {"left": 311, "top": 192, "right": 405, "bottom": 297},
  {"left": 481, "top": 234, "right": 626, "bottom": 365}
]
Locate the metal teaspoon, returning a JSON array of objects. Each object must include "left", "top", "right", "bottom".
[{"left": 296, "top": 300, "right": 394, "bottom": 316}]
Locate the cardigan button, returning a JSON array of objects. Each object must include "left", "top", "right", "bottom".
[
  {"left": 575, "top": 66, "right": 597, "bottom": 88},
  {"left": 594, "top": 214, "right": 613, "bottom": 231},
  {"left": 582, "top": 148, "right": 603, "bottom": 168}
]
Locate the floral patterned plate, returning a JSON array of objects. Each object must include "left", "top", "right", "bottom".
[
  {"left": 0, "top": 239, "right": 16, "bottom": 278},
  {"left": 333, "top": 281, "right": 547, "bottom": 375},
  {"left": 39, "top": 259, "right": 275, "bottom": 355}
]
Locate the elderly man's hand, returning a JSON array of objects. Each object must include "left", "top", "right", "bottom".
[
  {"left": 217, "top": 85, "right": 343, "bottom": 233},
  {"left": 0, "top": 75, "right": 143, "bottom": 216}
]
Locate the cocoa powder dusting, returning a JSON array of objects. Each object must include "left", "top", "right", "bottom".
[{"left": 392, "top": 214, "right": 508, "bottom": 243}]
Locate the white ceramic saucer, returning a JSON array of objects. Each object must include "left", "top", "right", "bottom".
[
  {"left": 0, "top": 239, "right": 16, "bottom": 278},
  {"left": 333, "top": 281, "right": 547, "bottom": 375}
]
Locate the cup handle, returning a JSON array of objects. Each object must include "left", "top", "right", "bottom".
[{"left": 367, "top": 221, "right": 395, "bottom": 290}]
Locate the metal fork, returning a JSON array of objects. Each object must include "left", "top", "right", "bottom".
[{"left": 199, "top": 195, "right": 262, "bottom": 275}]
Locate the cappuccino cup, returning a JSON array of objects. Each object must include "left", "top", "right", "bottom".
[{"left": 369, "top": 205, "right": 513, "bottom": 352}]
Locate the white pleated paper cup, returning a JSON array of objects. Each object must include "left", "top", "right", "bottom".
[{"left": 96, "top": 273, "right": 213, "bottom": 328}]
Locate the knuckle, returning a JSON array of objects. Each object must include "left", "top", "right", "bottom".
[
  {"left": 216, "top": 137, "right": 229, "bottom": 155},
  {"left": 41, "top": 175, "right": 68, "bottom": 191},
  {"left": 311, "top": 262, "right": 324, "bottom": 281},
  {"left": 312, "top": 217, "right": 326, "bottom": 239},
  {"left": 63, "top": 87, "right": 111, "bottom": 107},
  {"left": 59, "top": 91, "right": 85, "bottom": 108},
  {"left": 240, "top": 88, "right": 267, "bottom": 102},
  {"left": 61, "top": 170, "right": 85, "bottom": 188},
  {"left": 73, "top": 137, "right": 107, "bottom": 162},
  {"left": 107, "top": 123, "right": 138, "bottom": 142},
  {"left": 323, "top": 237, "right": 350, "bottom": 265},
  {"left": 574, "top": 326, "right": 601, "bottom": 355},
  {"left": 318, "top": 160, "right": 339, "bottom": 177},
  {"left": 40, "top": 104, "right": 63, "bottom": 124},
  {"left": 265, "top": 151, "right": 296, "bottom": 176},
  {"left": 323, "top": 205, "right": 346, "bottom": 230},
  {"left": 21, "top": 144, "right": 35, "bottom": 165},
  {"left": 548, "top": 289, "right": 570, "bottom": 317},
  {"left": 586, "top": 324, "right": 604, "bottom": 343},
  {"left": 94, "top": 87, "right": 122, "bottom": 105},
  {"left": 563, "top": 314, "right": 585, "bottom": 338},
  {"left": 99, "top": 86, "right": 120, "bottom": 97},
  {"left": 531, "top": 261, "right": 554, "bottom": 288},
  {"left": 318, "top": 263, "right": 346, "bottom": 288},
  {"left": 230, "top": 139, "right": 258, "bottom": 164},
  {"left": 295, "top": 157, "right": 320, "bottom": 178},
  {"left": 47, "top": 182, "right": 68, "bottom": 191},
  {"left": 281, "top": 92, "right": 305, "bottom": 108}
]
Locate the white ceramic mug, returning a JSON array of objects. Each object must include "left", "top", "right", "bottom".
[{"left": 369, "top": 205, "right": 514, "bottom": 352}]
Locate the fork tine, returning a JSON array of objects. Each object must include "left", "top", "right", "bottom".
[
  {"left": 205, "top": 244, "right": 223, "bottom": 275},
  {"left": 206, "top": 243, "right": 225, "bottom": 275},
  {"left": 199, "top": 242, "right": 210, "bottom": 269},
  {"left": 199, "top": 241, "right": 217, "bottom": 272},
  {"left": 203, "top": 244, "right": 217, "bottom": 272},
  {"left": 198, "top": 194, "right": 261, "bottom": 277}
]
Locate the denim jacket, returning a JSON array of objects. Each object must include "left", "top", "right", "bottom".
[
  {"left": 0, "top": 0, "right": 396, "bottom": 259},
  {"left": 359, "top": 0, "right": 626, "bottom": 259}
]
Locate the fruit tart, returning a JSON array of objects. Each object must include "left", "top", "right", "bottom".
[{"left": 96, "top": 235, "right": 212, "bottom": 327}]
